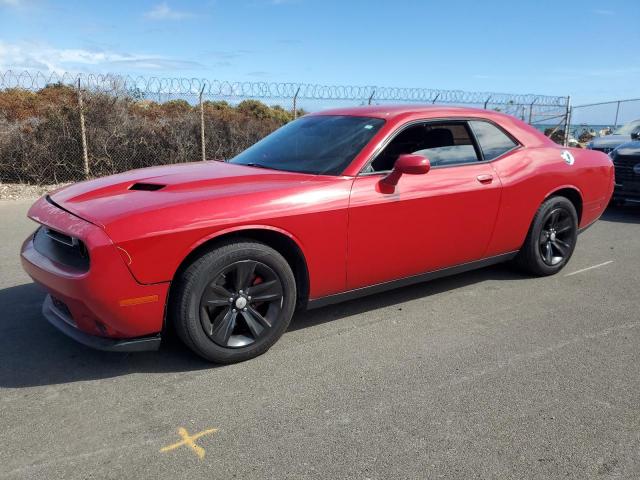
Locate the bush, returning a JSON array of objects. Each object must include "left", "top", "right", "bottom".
[
  {"left": 0, "top": 86, "right": 297, "bottom": 184},
  {"left": 544, "top": 127, "right": 565, "bottom": 145}
]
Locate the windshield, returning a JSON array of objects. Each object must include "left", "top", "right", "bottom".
[
  {"left": 613, "top": 119, "right": 640, "bottom": 135},
  {"left": 228, "top": 115, "right": 385, "bottom": 175}
]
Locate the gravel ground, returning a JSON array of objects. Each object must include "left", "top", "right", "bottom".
[
  {"left": 0, "top": 183, "right": 68, "bottom": 201},
  {"left": 1, "top": 200, "right": 639, "bottom": 479}
]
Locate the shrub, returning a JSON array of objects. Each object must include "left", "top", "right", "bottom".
[
  {"left": 544, "top": 127, "right": 565, "bottom": 145},
  {"left": 0, "top": 86, "right": 296, "bottom": 184}
]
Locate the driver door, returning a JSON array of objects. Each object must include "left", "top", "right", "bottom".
[{"left": 346, "top": 120, "right": 502, "bottom": 290}]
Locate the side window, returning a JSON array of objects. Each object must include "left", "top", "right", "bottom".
[
  {"left": 469, "top": 120, "right": 518, "bottom": 161},
  {"left": 368, "top": 122, "right": 479, "bottom": 172}
]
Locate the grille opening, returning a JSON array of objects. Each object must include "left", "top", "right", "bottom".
[
  {"left": 44, "top": 228, "right": 78, "bottom": 247},
  {"left": 50, "top": 296, "right": 76, "bottom": 327},
  {"left": 34, "top": 227, "right": 90, "bottom": 271},
  {"left": 129, "top": 183, "right": 165, "bottom": 191},
  {"left": 614, "top": 155, "right": 640, "bottom": 189},
  {"left": 51, "top": 296, "right": 71, "bottom": 316}
]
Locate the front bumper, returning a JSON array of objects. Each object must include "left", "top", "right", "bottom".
[
  {"left": 43, "top": 295, "right": 161, "bottom": 351},
  {"left": 612, "top": 184, "right": 640, "bottom": 204},
  {"left": 21, "top": 196, "right": 170, "bottom": 348}
]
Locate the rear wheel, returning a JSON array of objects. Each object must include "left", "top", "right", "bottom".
[
  {"left": 171, "top": 241, "right": 296, "bottom": 363},
  {"left": 516, "top": 196, "right": 578, "bottom": 276}
]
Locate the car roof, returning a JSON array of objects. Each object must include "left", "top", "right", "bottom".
[
  {"left": 309, "top": 104, "right": 511, "bottom": 121},
  {"left": 308, "top": 104, "right": 557, "bottom": 174},
  {"left": 309, "top": 104, "right": 555, "bottom": 152}
]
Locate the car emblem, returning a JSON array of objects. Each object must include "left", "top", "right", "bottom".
[
  {"left": 634, "top": 164, "right": 640, "bottom": 175},
  {"left": 561, "top": 150, "right": 575, "bottom": 165},
  {"left": 235, "top": 296, "right": 248, "bottom": 309}
]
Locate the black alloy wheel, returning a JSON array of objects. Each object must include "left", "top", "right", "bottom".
[
  {"left": 199, "top": 260, "right": 284, "bottom": 348},
  {"left": 538, "top": 208, "right": 576, "bottom": 266},
  {"left": 172, "top": 240, "right": 297, "bottom": 363},
  {"left": 516, "top": 196, "right": 578, "bottom": 276}
]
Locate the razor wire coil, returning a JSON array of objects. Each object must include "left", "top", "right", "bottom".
[{"left": 0, "top": 70, "right": 568, "bottom": 107}]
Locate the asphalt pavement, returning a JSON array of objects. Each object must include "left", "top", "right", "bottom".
[{"left": 1, "top": 199, "right": 639, "bottom": 479}]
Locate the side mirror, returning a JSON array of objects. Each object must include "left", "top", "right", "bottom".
[
  {"left": 381, "top": 154, "right": 431, "bottom": 187},
  {"left": 631, "top": 128, "right": 640, "bottom": 141}
]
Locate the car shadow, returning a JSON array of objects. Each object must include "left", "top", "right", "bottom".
[
  {"left": 600, "top": 204, "right": 640, "bottom": 224},
  {"left": 290, "top": 263, "right": 527, "bottom": 332},
  {"left": 0, "top": 263, "right": 527, "bottom": 388},
  {"left": 0, "top": 283, "right": 214, "bottom": 389}
]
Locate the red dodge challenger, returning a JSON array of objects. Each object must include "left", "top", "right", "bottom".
[{"left": 21, "top": 105, "right": 614, "bottom": 363}]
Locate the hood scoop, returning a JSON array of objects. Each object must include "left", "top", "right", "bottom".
[{"left": 129, "top": 182, "right": 166, "bottom": 191}]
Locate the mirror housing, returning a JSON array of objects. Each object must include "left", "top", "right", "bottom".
[{"left": 381, "top": 154, "right": 431, "bottom": 187}]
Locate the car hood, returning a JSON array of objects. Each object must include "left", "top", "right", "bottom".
[
  {"left": 49, "top": 161, "right": 333, "bottom": 229},
  {"left": 614, "top": 141, "right": 640, "bottom": 157},
  {"left": 590, "top": 134, "right": 630, "bottom": 148}
]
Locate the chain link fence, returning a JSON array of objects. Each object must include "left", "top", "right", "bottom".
[
  {"left": 0, "top": 70, "right": 569, "bottom": 185},
  {"left": 568, "top": 99, "right": 640, "bottom": 143}
]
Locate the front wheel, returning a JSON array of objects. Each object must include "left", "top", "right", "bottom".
[
  {"left": 171, "top": 241, "right": 297, "bottom": 363},
  {"left": 516, "top": 196, "right": 578, "bottom": 276}
]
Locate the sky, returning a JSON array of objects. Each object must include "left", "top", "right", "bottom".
[{"left": 0, "top": 0, "right": 638, "bottom": 106}]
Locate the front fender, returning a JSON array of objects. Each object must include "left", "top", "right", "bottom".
[{"left": 184, "top": 224, "right": 308, "bottom": 261}]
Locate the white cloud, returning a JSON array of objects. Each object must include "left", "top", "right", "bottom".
[
  {"left": 144, "top": 2, "right": 194, "bottom": 20},
  {"left": 592, "top": 9, "right": 615, "bottom": 16},
  {"left": 0, "top": 0, "right": 22, "bottom": 6},
  {"left": 0, "top": 40, "right": 203, "bottom": 73}
]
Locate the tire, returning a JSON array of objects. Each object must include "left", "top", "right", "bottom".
[
  {"left": 171, "top": 240, "right": 296, "bottom": 363},
  {"left": 515, "top": 196, "right": 578, "bottom": 276}
]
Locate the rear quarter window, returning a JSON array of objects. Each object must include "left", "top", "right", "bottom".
[{"left": 469, "top": 121, "right": 518, "bottom": 161}]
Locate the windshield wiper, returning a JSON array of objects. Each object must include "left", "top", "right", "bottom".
[{"left": 244, "top": 162, "right": 279, "bottom": 171}]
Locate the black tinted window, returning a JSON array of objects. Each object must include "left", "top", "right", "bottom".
[
  {"left": 469, "top": 121, "right": 517, "bottom": 160},
  {"left": 229, "top": 115, "right": 385, "bottom": 175},
  {"left": 368, "top": 122, "right": 479, "bottom": 172}
]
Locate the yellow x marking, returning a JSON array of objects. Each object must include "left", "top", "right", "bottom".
[{"left": 160, "top": 427, "right": 218, "bottom": 460}]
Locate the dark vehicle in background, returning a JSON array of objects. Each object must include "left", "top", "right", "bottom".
[
  {"left": 587, "top": 119, "right": 640, "bottom": 154},
  {"left": 610, "top": 129, "right": 640, "bottom": 205}
]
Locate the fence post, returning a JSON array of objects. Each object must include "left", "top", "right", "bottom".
[
  {"left": 528, "top": 99, "right": 537, "bottom": 124},
  {"left": 292, "top": 86, "right": 301, "bottom": 119},
  {"left": 368, "top": 90, "right": 375, "bottom": 105},
  {"left": 483, "top": 96, "right": 491, "bottom": 109},
  {"left": 199, "top": 84, "right": 206, "bottom": 161},
  {"left": 77, "top": 78, "right": 90, "bottom": 179},
  {"left": 563, "top": 95, "right": 572, "bottom": 147},
  {"left": 431, "top": 93, "right": 440, "bottom": 104},
  {"left": 613, "top": 101, "right": 621, "bottom": 129}
]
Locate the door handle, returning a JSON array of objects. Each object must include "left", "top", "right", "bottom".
[{"left": 476, "top": 174, "right": 493, "bottom": 184}]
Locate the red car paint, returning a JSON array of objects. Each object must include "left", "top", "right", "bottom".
[
  {"left": 22, "top": 197, "right": 168, "bottom": 338},
  {"left": 21, "top": 105, "right": 614, "bottom": 342}
]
